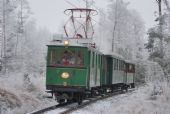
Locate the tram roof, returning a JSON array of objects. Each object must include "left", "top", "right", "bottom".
[{"left": 103, "top": 52, "right": 124, "bottom": 60}]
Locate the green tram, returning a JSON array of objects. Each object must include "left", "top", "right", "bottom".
[{"left": 46, "top": 40, "right": 135, "bottom": 104}]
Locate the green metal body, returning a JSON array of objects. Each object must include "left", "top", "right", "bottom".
[
  {"left": 46, "top": 67, "right": 87, "bottom": 86},
  {"left": 46, "top": 46, "right": 89, "bottom": 88}
]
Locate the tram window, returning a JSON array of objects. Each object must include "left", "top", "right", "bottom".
[
  {"left": 119, "top": 60, "right": 121, "bottom": 70},
  {"left": 120, "top": 61, "right": 122, "bottom": 70},
  {"left": 115, "top": 59, "right": 117, "bottom": 70},
  {"left": 117, "top": 60, "right": 119, "bottom": 70},
  {"left": 113, "top": 59, "right": 115, "bottom": 70},
  {"left": 49, "top": 49, "right": 84, "bottom": 66},
  {"left": 77, "top": 51, "right": 84, "bottom": 65},
  {"left": 118, "top": 60, "right": 120, "bottom": 70},
  {"left": 114, "top": 59, "right": 116, "bottom": 70},
  {"left": 116, "top": 59, "right": 118, "bottom": 70},
  {"left": 130, "top": 64, "right": 135, "bottom": 72},
  {"left": 100, "top": 56, "right": 101, "bottom": 66},
  {"left": 92, "top": 52, "right": 95, "bottom": 67},
  {"left": 95, "top": 54, "right": 97, "bottom": 67},
  {"left": 94, "top": 53, "right": 96, "bottom": 68},
  {"left": 117, "top": 60, "right": 118, "bottom": 70},
  {"left": 128, "top": 64, "right": 135, "bottom": 72},
  {"left": 97, "top": 55, "right": 99, "bottom": 68},
  {"left": 117, "top": 59, "right": 119, "bottom": 70},
  {"left": 100, "top": 56, "right": 102, "bottom": 67},
  {"left": 124, "top": 63, "right": 125, "bottom": 70},
  {"left": 133, "top": 65, "right": 135, "bottom": 72},
  {"left": 98, "top": 55, "right": 100, "bottom": 68},
  {"left": 127, "top": 64, "right": 129, "bottom": 71},
  {"left": 49, "top": 49, "right": 57, "bottom": 65},
  {"left": 129, "top": 64, "right": 132, "bottom": 71},
  {"left": 90, "top": 51, "right": 93, "bottom": 67},
  {"left": 112, "top": 58, "right": 114, "bottom": 70},
  {"left": 123, "top": 62, "right": 125, "bottom": 70},
  {"left": 119, "top": 61, "right": 121, "bottom": 70},
  {"left": 121, "top": 61, "right": 123, "bottom": 70}
]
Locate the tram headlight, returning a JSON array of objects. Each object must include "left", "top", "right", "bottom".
[
  {"left": 61, "top": 72, "right": 70, "bottom": 79},
  {"left": 64, "top": 40, "right": 69, "bottom": 45}
]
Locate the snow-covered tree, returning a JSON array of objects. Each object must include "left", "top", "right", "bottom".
[
  {"left": 145, "top": 0, "right": 170, "bottom": 82},
  {"left": 15, "top": 0, "right": 31, "bottom": 56},
  {"left": 98, "top": 0, "right": 145, "bottom": 60},
  {"left": 23, "top": 19, "right": 51, "bottom": 74},
  {"left": 0, "top": 0, "right": 19, "bottom": 72}
]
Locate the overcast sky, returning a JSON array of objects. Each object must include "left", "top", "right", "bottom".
[{"left": 28, "top": 0, "right": 158, "bottom": 33}]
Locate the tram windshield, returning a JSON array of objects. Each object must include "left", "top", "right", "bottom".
[{"left": 48, "top": 48, "right": 84, "bottom": 67}]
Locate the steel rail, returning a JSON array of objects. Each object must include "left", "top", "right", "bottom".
[{"left": 27, "top": 102, "right": 70, "bottom": 114}]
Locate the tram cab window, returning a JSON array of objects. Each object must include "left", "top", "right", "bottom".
[
  {"left": 60, "top": 50, "right": 72, "bottom": 64},
  {"left": 77, "top": 51, "right": 84, "bottom": 65},
  {"left": 49, "top": 49, "right": 84, "bottom": 67}
]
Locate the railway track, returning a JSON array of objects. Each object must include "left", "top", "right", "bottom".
[
  {"left": 27, "top": 102, "right": 71, "bottom": 114},
  {"left": 60, "top": 92, "right": 121, "bottom": 114},
  {"left": 28, "top": 89, "right": 134, "bottom": 114}
]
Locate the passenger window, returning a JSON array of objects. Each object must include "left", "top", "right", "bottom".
[
  {"left": 119, "top": 60, "right": 120, "bottom": 70},
  {"left": 114, "top": 59, "right": 117, "bottom": 70},
  {"left": 117, "top": 60, "right": 119, "bottom": 70},
  {"left": 90, "top": 51, "right": 93, "bottom": 67},
  {"left": 97, "top": 54, "right": 99, "bottom": 68},
  {"left": 117, "top": 59, "right": 119, "bottom": 70},
  {"left": 119, "top": 61, "right": 121, "bottom": 70},
  {"left": 92, "top": 52, "right": 95, "bottom": 67},
  {"left": 97, "top": 55, "right": 99, "bottom": 68},
  {"left": 95, "top": 54, "right": 97, "bottom": 67},
  {"left": 121, "top": 61, "right": 123, "bottom": 70},
  {"left": 114, "top": 59, "right": 116, "bottom": 70},
  {"left": 123, "top": 62, "right": 125, "bottom": 70},
  {"left": 116, "top": 59, "right": 118, "bottom": 70}
]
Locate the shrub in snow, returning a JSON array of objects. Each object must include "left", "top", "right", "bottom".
[
  {"left": 150, "top": 84, "right": 163, "bottom": 100},
  {"left": 0, "top": 88, "right": 22, "bottom": 111}
]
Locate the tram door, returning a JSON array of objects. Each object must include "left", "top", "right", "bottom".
[{"left": 106, "top": 56, "right": 113, "bottom": 85}]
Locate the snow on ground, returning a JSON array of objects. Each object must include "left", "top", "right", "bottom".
[
  {"left": 0, "top": 72, "right": 56, "bottom": 114},
  {"left": 1, "top": 75, "right": 170, "bottom": 114},
  {"left": 69, "top": 83, "right": 170, "bottom": 114}
]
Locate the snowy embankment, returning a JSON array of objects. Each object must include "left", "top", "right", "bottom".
[
  {"left": 0, "top": 72, "right": 55, "bottom": 114},
  {"left": 70, "top": 83, "right": 170, "bottom": 114}
]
